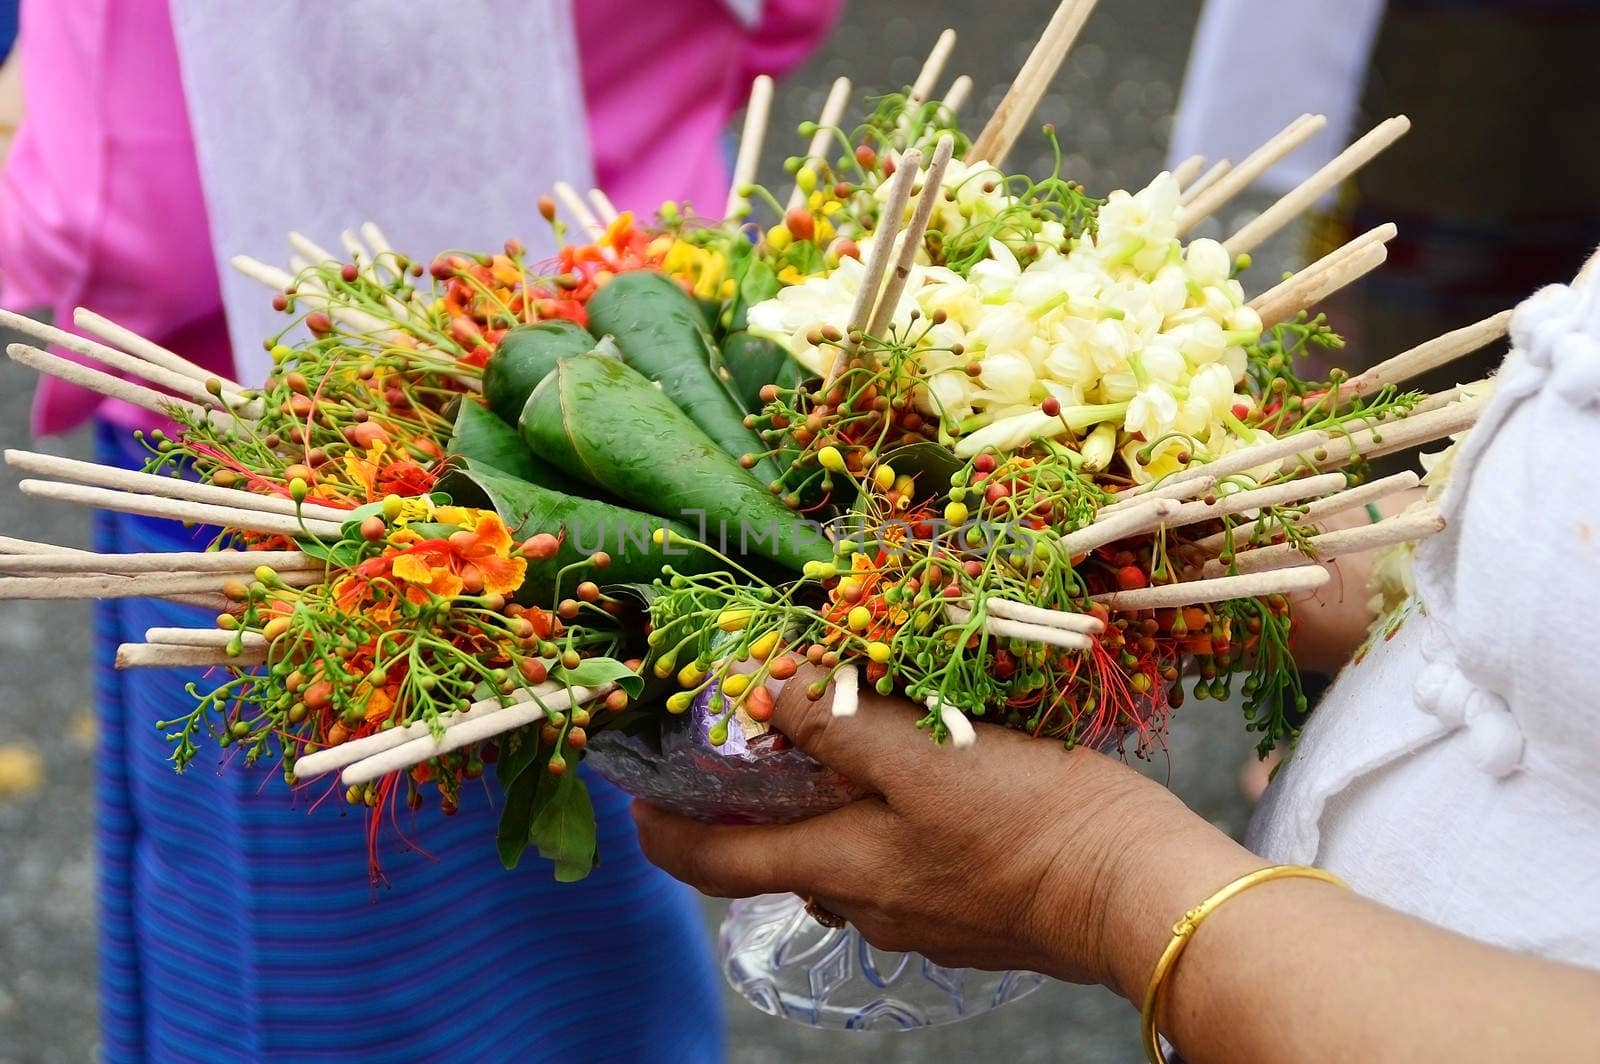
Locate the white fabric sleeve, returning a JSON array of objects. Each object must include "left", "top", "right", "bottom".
[
  {"left": 168, "top": 0, "right": 595, "bottom": 385},
  {"left": 1168, "top": 0, "right": 1388, "bottom": 195}
]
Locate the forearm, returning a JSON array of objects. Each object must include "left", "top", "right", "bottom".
[
  {"left": 1289, "top": 486, "right": 1426, "bottom": 674},
  {"left": 1069, "top": 816, "right": 1600, "bottom": 1063}
]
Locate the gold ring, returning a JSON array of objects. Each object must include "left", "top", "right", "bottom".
[{"left": 803, "top": 896, "right": 846, "bottom": 929}]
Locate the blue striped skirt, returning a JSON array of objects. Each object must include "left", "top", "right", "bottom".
[{"left": 89, "top": 422, "right": 721, "bottom": 1062}]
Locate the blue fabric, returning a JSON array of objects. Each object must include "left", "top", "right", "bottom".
[{"left": 90, "top": 421, "right": 722, "bottom": 1063}]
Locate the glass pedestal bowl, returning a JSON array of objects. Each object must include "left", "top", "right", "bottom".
[{"left": 584, "top": 686, "right": 1045, "bottom": 1030}]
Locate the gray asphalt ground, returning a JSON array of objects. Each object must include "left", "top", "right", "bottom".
[{"left": 0, "top": 2, "right": 1307, "bottom": 1060}]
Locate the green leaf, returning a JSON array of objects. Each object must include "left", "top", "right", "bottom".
[
  {"left": 495, "top": 769, "right": 540, "bottom": 869},
  {"left": 555, "top": 656, "right": 645, "bottom": 699},
  {"left": 437, "top": 465, "right": 714, "bottom": 602},
  {"left": 885, "top": 440, "right": 965, "bottom": 501},
  {"left": 447, "top": 398, "right": 577, "bottom": 491},
  {"left": 520, "top": 353, "right": 832, "bottom": 573},
  {"left": 495, "top": 724, "right": 545, "bottom": 792},
  {"left": 299, "top": 536, "right": 362, "bottom": 569},
  {"left": 528, "top": 771, "right": 598, "bottom": 882}
]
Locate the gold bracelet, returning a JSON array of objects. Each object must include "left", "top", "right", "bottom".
[{"left": 1140, "top": 864, "right": 1349, "bottom": 1064}]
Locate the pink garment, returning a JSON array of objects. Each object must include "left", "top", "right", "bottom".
[{"left": 0, "top": 0, "right": 841, "bottom": 436}]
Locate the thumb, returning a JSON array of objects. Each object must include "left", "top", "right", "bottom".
[{"left": 768, "top": 662, "right": 937, "bottom": 800}]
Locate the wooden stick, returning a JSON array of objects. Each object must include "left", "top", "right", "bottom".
[
  {"left": 0, "top": 549, "right": 317, "bottom": 575},
  {"left": 1315, "top": 396, "right": 1486, "bottom": 469},
  {"left": 1343, "top": 310, "right": 1512, "bottom": 398},
  {"left": 287, "top": 231, "right": 341, "bottom": 266},
  {"left": 5, "top": 450, "right": 352, "bottom": 524},
  {"left": 0, "top": 536, "right": 226, "bottom": 609},
  {"left": 945, "top": 603, "right": 1093, "bottom": 650},
  {"left": 1178, "top": 114, "right": 1327, "bottom": 234},
  {"left": 1058, "top": 498, "right": 1180, "bottom": 557},
  {"left": 1093, "top": 564, "right": 1329, "bottom": 611},
  {"left": 1096, "top": 475, "right": 1218, "bottom": 517},
  {"left": 7, "top": 343, "right": 231, "bottom": 428},
  {"left": 828, "top": 147, "right": 923, "bottom": 384},
  {"left": 291, "top": 685, "right": 558, "bottom": 781},
  {"left": 1122, "top": 430, "right": 1333, "bottom": 499},
  {"left": 910, "top": 29, "right": 958, "bottom": 104},
  {"left": 866, "top": 136, "right": 955, "bottom": 339},
  {"left": 1409, "top": 376, "right": 1492, "bottom": 417},
  {"left": 587, "top": 188, "right": 621, "bottom": 225},
  {"left": 116, "top": 643, "right": 267, "bottom": 669},
  {"left": 144, "top": 627, "right": 267, "bottom": 649},
  {"left": 18, "top": 479, "right": 346, "bottom": 539},
  {"left": 1, "top": 311, "right": 243, "bottom": 415},
  {"left": 1224, "top": 116, "right": 1411, "bottom": 256},
  {"left": 1189, "top": 470, "right": 1421, "bottom": 554},
  {"left": 724, "top": 75, "right": 776, "bottom": 219},
  {"left": 1171, "top": 154, "right": 1208, "bottom": 189},
  {"left": 1179, "top": 159, "right": 1232, "bottom": 207},
  {"left": 232, "top": 254, "right": 296, "bottom": 293},
  {"left": 1201, "top": 509, "right": 1445, "bottom": 577},
  {"left": 551, "top": 180, "right": 603, "bottom": 238},
  {"left": 0, "top": 569, "right": 318, "bottom": 601},
  {"left": 1162, "top": 471, "right": 1349, "bottom": 532},
  {"left": 1251, "top": 240, "right": 1388, "bottom": 329},
  {"left": 340, "top": 685, "right": 611, "bottom": 786},
  {"left": 787, "top": 76, "right": 854, "bottom": 209},
  {"left": 968, "top": 0, "right": 1099, "bottom": 166},
  {"left": 941, "top": 75, "right": 973, "bottom": 118},
  {"left": 982, "top": 597, "right": 1105, "bottom": 634},
  {"left": 72, "top": 309, "right": 250, "bottom": 397}
]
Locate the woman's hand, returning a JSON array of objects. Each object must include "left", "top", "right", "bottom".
[{"left": 631, "top": 666, "right": 1260, "bottom": 996}]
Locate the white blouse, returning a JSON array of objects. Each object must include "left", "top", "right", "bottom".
[{"left": 1248, "top": 273, "right": 1600, "bottom": 970}]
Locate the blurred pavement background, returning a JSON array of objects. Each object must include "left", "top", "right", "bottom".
[{"left": 0, "top": 1, "right": 1313, "bottom": 1060}]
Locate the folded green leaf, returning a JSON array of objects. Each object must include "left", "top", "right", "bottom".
[
  {"left": 440, "top": 464, "right": 712, "bottom": 601},
  {"left": 585, "top": 271, "right": 780, "bottom": 485},
  {"left": 554, "top": 657, "right": 646, "bottom": 699},
  {"left": 483, "top": 320, "right": 599, "bottom": 427},
  {"left": 520, "top": 353, "right": 832, "bottom": 573}
]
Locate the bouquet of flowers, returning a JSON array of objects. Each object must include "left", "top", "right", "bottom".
[{"left": 0, "top": 0, "right": 1505, "bottom": 1029}]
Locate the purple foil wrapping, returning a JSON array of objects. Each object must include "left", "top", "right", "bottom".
[{"left": 585, "top": 679, "right": 868, "bottom": 824}]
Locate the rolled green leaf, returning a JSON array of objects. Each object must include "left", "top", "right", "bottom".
[
  {"left": 519, "top": 353, "right": 831, "bottom": 573},
  {"left": 585, "top": 271, "right": 781, "bottom": 485},
  {"left": 441, "top": 464, "right": 712, "bottom": 601},
  {"left": 446, "top": 398, "right": 576, "bottom": 492},
  {"left": 483, "top": 320, "right": 598, "bottom": 427},
  {"left": 720, "top": 330, "right": 802, "bottom": 415}
]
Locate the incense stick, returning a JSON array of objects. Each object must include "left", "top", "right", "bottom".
[
  {"left": 725, "top": 75, "right": 776, "bottom": 219},
  {"left": 829, "top": 146, "right": 924, "bottom": 383},
  {"left": 1121, "top": 430, "right": 1333, "bottom": 499},
  {"left": 983, "top": 597, "right": 1105, "bottom": 633},
  {"left": 290, "top": 685, "right": 558, "bottom": 781},
  {"left": 1201, "top": 508, "right": 1445, "bottom": 577},
  {"left": 0, "top": 549, "right": 317, "bottom": 575},
  {"left": 1092, "top": 564, "right": 1329, "bottom": 611},
  {"left": 910, "top": 29, "right": 958, "bottom": 105},
  {"left": 945, "top": 603, "right": 1094, "bottom": 650},
  {"left": 1314, "top": 396, "right": 1486, "bottom": 468},
  {"left": 788, "top": 76, "right": 854, "bottom": 210},
  {"left": 1179, "top": 159, "right": 1232, "bottom": 207},
  {"left": 5, "top": 450, "right": 352, "bottom": 524},
  {"left": 116, "top": 643, "right": 267, "bottom": 669},
  {"left": 1251, "top": 239, "right": 1389, "bottom": 329},
  {"left": 340, "top": 684, "right": 611, "bottom": 786},
  {"left": 72, "top": 309, "right": 250, "bottom": 398},
  {"left": 18, "top": 479, "right": 347, "bottom": 539},
  {"left": 1223, "top": 116, "right": 1411, "bottom": 255},
  {"left": 866, "top": 135, "right": 955, "bottom": 339},
  {"left": 7, "top": 343, "right": 233, "bottom": 428},
  {"left": 1171, "top": 154, "right": 1207, "bottom": 189},
  {"left": 1188, "top": 470, "right": 1420, "bottom": 554},
  {"left": 1178, "top": 114, "right": 1326, "bottom": 233},
  {"left": 0, "top": 569, "right": 318, "bottom": 601},
  {"left": 1343, "top": 310, "right": 1512, "bottom": 398},
  {"left": 1058, "top": 498, "right": 1180, "bottom": 557},
  {"left": 941, "top": 75, "right": 974, "bottom": 117},
  {"left": 968, "top": 0, "right": 1100, "bottom": 166},
  {"left": 587, "top": 188, "right": 621, "bottom": 225},
  {"left": 143, "top": 627, "right": 267, "bottom": 649}
]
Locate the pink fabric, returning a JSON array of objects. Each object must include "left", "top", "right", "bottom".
[{"left": 0, "top": 0, "right": 841, "bottom": 436}]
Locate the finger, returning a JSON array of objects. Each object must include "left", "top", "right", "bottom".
[
  {"left": 631, "top": 800, "right": 832, "bottom": 898},
  {"left": 769, "top": 663, "right": 958, "bottom": 797}
]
